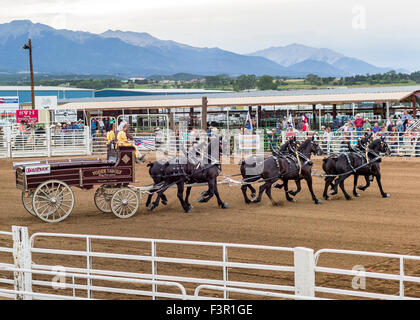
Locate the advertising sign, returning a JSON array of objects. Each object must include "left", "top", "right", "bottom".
[
  {"left": 25, "top": 164, "right": 51, "bottom": 176},
  {"left": 16, "top": 110, "right": 39, "bottom": 123},
  {"left": 0, "top": 97, "right": 20, "bottom": 112},
  {"left": 54, "top": 110, "right": 77, "bottom": 123},
  {"left": 35, "top": 96, "right": 58, "bottom": 110}
]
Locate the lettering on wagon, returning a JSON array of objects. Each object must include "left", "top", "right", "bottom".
[
  {"left": 25, "top": 165, "right": 51, "bottom": 175},
  {"left": 91, "top": 168, "right": 123, "bottom": 177}
]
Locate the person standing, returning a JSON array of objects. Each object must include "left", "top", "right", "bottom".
[
  {"left": 98, "top": 117, "right": 105, "bottom": 136},
  {"left": 90, "top": 118, "right": 97, "bottom": 138},
  {"left": 353, "top": 114, "right": 365, "bottom": 136}
]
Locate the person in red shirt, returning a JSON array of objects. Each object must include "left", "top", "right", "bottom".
[{"left": 353, "top": 114, "right": 365, "bottom": 136}]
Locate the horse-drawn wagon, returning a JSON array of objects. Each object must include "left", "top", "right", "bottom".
[{"left": 14, "top": 146, "right": 143, "bottom": 222}]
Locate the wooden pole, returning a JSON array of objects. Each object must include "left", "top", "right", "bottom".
[{"left": 201, "top": 96, "right": 208, "bottom": 131}]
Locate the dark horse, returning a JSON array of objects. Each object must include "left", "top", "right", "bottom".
[
  {"left": 239, "top": 137, "right": 298, "bottom": 204},
  {"left": 322, "top": 136, "right": 391, "bottom": 200},
  {"left": 274, "top": 136, "right": 324, "bottom": 204},
  {"left": 148, "top": 136, "right": 228, "bottom": 213}
]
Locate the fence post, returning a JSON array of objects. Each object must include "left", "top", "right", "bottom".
[
  {"left": 46, "top": 126, "right": 52, "bottom": 157},
  {"left": 294, "top": 247, "right": 315, "bottom": 298},
  {"left": 6, "top": 126, "right": 11, "bottom": 158},
  {"left": 12, "top": 226, "right": 32, "bottom": 300},
  {"left": 86, "top": 126, "right": 92, "bottom": 155}
]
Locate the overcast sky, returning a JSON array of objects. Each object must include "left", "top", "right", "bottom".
[{"left": 1, "top": 0, "right": 419, "bottom": 70}]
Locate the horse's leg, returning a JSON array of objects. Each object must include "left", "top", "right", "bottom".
[
  {"left": 323, "top": 177, "right": 335, "bottom": 200},
  {"left": 148, "top": 188, "right": 164, "bottom": 212},
  {"left": 176, "top": 181, "right": 192, "bottom": 212},
  {"left": 253, "top": 182, "right": 268, "bottom": 203},
  {"left": 161, "top": 192, "right": 168, "bottom": 205},
  {"left": 337, "top": 174, "right": 353, "bottom": 200},
  {"left": 288, "top": 179, "right": 302, "bottom": 196},
  {"left": 248, "top": 185, "right": 257, "bottom": 199},
  {"left": 145, "top": 193, "right": 153, "bottom": 208},
  {"left": 241, "top": 184, "right": 252, "bottom": 204},
  {"left": 265, "top": 180, "right": 280, "bottom": 206},
  {"left": 283, "top": 179, "right": 296, "bottom": 202},
  {"left": 185, "top": 186, "right": 193, "bottom": 208},
  {"left": 304, "top": 174, "right": 322, "bottom": 204},
  {"left": 199, "top": 181, "right": 215, "bottom": 203},
  {"left": 374, "top": 171, "right": 390, "bottom": 198},
  {"left": 213, "top": 182, "right": 229, "bottom": 209},
  {"left": 353, "top": 175, "right": 361, "bottom": 198},
  {"left": 357, "top": 175, "right": 371, "bottom": 191}
]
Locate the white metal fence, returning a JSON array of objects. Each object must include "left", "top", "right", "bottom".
[
  {"left": 1, "top": 226, "right": 419, "bottom": 300},
  {"left": 287, "top": 130, "right": 420, "bottom": 157}
]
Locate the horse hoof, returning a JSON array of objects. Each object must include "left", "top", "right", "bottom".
[
  {"left": 245, "top": 199, "right": 251, "bottom": 204},
  {"left": 221, "top": 203, "right": 229, "bottom": 209},
  {"left": 287, "top": 199, "right": 296, "bottom": 203},
  {"left": 357, "top": 186, "right": 366, "bottom": 191},
  {"left": 315, "top": 200, "right": 322, "bottom": 205},
  {"left": 324, "top": 197, "right": 331, "bottom": 201},
  {"left": 345, "top": 196, "right": 352, "bottom": 201},
  {"left": 148, "top": 206, "right": 155, "bottom": 212},
  {"left": 329, "top": 191, "right": 338, "bottom": 196},
  {"left": 354, "top": 193, "right": 361, "bottom": 198},
  {"left": 162, "top": 200, "right": 168, "bottom": 206},
  {"left": 252, "top": 200, "right": 260, "bottom": 204},
  {"left": 383, "top": 194, "right": 390, "bottom": 198},
  {"left": 251, "top": 193, "right": 256, "bottom": 199},
  {"left": 198, "top": 198, "right": 205, "bottom": 203},
  {"left": 272, "top": 202, "right": 281, "bottom": 207}
]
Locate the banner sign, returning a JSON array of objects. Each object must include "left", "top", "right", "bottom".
[
  {"left": 16, "top": 110, "right": 39, "bottom": 123},
  {"left": 54, "top": 110, "right": 77, "bottom": 123},
  {"left": 35, "top": 96, "right": 57, "bottom": 110},
  {"left": 239, "top": 135, "right": 260, "bottom": 150},
  {"left": 0, "top": 97, "right": 19, "bottom": 112},
  {"left": 25, "top": 164, "right": 51, "bottom": 176},
  {"left": 134, "top": 136, "right": 156, "bottom": 151}
]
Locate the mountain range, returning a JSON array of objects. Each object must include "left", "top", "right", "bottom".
[{"left": 0, "top": 20, "right": 406, "bottom": 78}]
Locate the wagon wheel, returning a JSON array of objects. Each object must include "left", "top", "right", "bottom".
[
  {"left": 110, "top": 188, "right": 139, "bottom": 219},
  {"left": 94, "top": 185, "right": 118, "bottom": 213},
  {"left": 22, "top": 191, "right": 36, "bottom": 217},
  {"left": 32, "top": 180, "right": 75, "bottom": 223}
]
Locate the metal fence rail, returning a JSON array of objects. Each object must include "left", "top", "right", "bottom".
[{"left": 1, "top": 226, "right": 420, "bottom": 300}]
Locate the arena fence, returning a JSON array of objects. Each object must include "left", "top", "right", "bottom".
[
  {"left": 279, "top": 130, "right": 420, "bottom": 157},
  {"left": 0, "top": 226, "right": 419, "bottom": 300}
]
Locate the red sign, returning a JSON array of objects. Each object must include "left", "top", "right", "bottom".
[{"left": 16, "top": 110, "right": 39, "bottom": 123}]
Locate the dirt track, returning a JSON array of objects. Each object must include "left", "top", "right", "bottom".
[{"left": 1, "top": 155, "right": 420, "bottom": 299}]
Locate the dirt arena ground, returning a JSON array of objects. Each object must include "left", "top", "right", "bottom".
[{"left": 0, "top": 155, "right": 419, "bottom": 299}]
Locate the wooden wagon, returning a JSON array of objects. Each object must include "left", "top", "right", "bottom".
[{"left": 14, "top": 146, "right": 143, "bottom": 222}]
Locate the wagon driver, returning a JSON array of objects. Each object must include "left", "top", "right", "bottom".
[{"left": 116, "top": 123, "right": 146, "bottom": 163}]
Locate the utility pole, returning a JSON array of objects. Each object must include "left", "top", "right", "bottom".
[{"left": 23, "top": 39, "right": 35, "bottom": 110}]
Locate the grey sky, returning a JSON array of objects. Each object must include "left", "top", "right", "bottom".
[{"left": 1, "top": 0, "right": 419, "bottom": 70}]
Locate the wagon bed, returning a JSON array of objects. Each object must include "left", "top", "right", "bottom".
[{"left": 14, "top": 146, "right": 137, "bottom": 223}]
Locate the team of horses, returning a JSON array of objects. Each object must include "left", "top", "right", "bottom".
[{"left": 144, "top": 132, "right": 390, "bottom": 213}]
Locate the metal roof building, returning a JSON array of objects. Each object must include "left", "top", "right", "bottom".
[
  {"left": 0, "top": 86, "right": 95, "bottom": 104},
  {"left": 59, "top": 86, "right": 420, "bottom": 111}
]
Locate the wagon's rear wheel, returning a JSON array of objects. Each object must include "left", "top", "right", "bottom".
[
  {"left": 22, "top": 191, "right": 36, "bottom": 217},
  {"left": 32, "top": 180, "right": 74, "bottom": 223},
  {"left": 94, "top": 185, "right": 118, "bottom": 213},
  {"left": 110, "top": 188, "right": 139, "bottom": 219}
]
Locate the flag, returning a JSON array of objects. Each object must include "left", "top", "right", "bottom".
[
  {"left": 302, "top": 113, "right": 309, "bottom": 124},
  {"left": 245, "top": 111, "right": 253, "bottom": 131}
]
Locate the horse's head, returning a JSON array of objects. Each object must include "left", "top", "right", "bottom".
[
  {"left": 358, "top": 132, "right": 373, "bottom": 149},
  {"left": 311, "top": 135, "right": 323, "bottom": 156},
  {"left": 370, "top": 136, "right": 391, "bottom": 156},
  {"left": 287, "top": 136, "right": 298, "bottom": 153}
]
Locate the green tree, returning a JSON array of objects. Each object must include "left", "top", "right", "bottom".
[
  {"left": 234, "top": 74, "right": 257, "bottom": 91},
  {"left": 257, "top": 75, "right": 275, "bottom": 90}
]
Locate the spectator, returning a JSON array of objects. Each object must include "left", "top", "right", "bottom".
[
  {"left": 98, "top": 117, "right": 105, "bottom": 135},
  {"left": 323, "top": 127, "right": 333, "bottom": 154},
  {"left": 353, "top": 114, "right": 365, "bottom": 136},
  {"left": 372, "top": 122, "right": 381, "bottom": 135},
  {"left": 387, "top": 120, "right": 395, "bottom": 132},
  {"left": 104, "top": 117, "right": 110, "bottom": 132},
  {"left": 91, "top": 118, "right": 97, "bottom": 138},
  {"left": 363, "top": 118, "right": 371, "bottom": 131},
  {"left": 71, "top": 121, "right": 78, "bottom": 130}
]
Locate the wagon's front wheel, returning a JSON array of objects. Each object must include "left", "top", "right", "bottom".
[
  {"left": 110, "top": 188, "right": 139, "bottom": 219},
  {"left": 22, "top": 191, "right": 36, "bottom": 217},
  {"left": 32, "top": 180, "right": 74, "bottom": 223}
]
